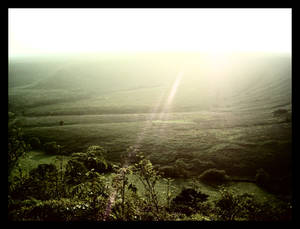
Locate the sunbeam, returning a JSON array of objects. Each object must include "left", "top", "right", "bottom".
[
  {"left": 159, "top": 71, "right": 184, "bottom": 120},
  {"left": 128, "top": 70, "right": 184, "bottom": 158}
]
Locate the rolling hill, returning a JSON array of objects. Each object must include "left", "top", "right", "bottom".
[
  {"left": 8, "top": 52, "right": 292, "bottom": 183},
  {"left": 8, "top": 52, "right": 291, "bottom": 115}
]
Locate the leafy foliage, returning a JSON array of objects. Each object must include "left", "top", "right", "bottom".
[{"left": 8, "top": 145, "right": 292, "bottom": 221}]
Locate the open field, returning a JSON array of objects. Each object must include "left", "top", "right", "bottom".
[{"left": 19, "top": 110, "right": 291, "bottom": 179}]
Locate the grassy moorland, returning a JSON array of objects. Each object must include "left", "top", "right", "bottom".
[{"left": 8, "top": 52, "right": 292, "bottom": 221}]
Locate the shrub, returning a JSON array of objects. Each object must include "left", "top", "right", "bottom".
[
  {"left": 255, "top": 168, "right": 270, "bottom": 187},
  {"left": 70, "top": 146, "right": 112, "bottom": 174},
  {"left": 159, "top": 165, "right": 179, "bottom": 178},
  {"left": 9, "top": 198, "right": 103, "bottom": 221},
  {"left": 199, "top": 168, "right": 229, "bottom": 185},
  {"left": 44, "top": 141, "right": 59, "bottom": 154},
  {"left": 175, "top": 158, "right": 188, "bottom": 170},
  {"left": 158, "top": 162, "right": 190, "bottom": 178},
  {"left": 64, "top": 159, "right": 88, "bottom": 186},
  {"left": 214, "top": 187, "right": 241, "bottom": 220},
  {"left": 174, "top": 158, "right": 190, "bottom": 178},
  {"left": 190, "top": 159, "right": 216, "bottom": 174},
  {"left": 29, "top": 137, "right": 41, "bottom": 150},
  {"left": 273, "top": 109, "right": 288, "bottom": 117},
  {"left": 86, "top": 145, "right": 107, "bottom": 157},
  {"left": 64, "top": 146, "right": 112, "bottom": 186},
  {"left": 235, "top": 193, "right": 274, "bottom": 221},
  {"left": 30, "top": 164, "right": 57, "bottom": 178}
]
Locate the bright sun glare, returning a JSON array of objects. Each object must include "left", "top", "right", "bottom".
[{"left": 8, "top": 8, "right": 291, "bottom": 57}]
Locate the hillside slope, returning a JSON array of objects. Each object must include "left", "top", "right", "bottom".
[{"left": 8, "top": 52, "right": 291, "bottom": 116}]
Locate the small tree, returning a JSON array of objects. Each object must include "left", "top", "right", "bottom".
[
  {"left": 163, "top": 177, "right": 175, "bottom": 209},
  {"left": 107, "top": 166, "right": 135, "bottom": 221},
  {"left": 132, "top": 154, "right": 161, "bottom": 219}
]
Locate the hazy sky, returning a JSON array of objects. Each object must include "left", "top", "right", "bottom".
[{"left": 9, "top": 8, "right": 291, "bottom": 57}]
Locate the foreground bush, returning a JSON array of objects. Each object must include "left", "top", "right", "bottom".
[
  {"left": 8, "top": 197, "right": 108, "bottom": 221},
  {"left": 213, "top": 188, "right": 292, "bottom": 221},
  {"left": 214, "top": 187, "right": 241, "bottom": 220},
  {"left": 8, "top": 145, "right": 292, "bottom": 221},
  {"left": 170, "top": 188, "right": 209, "bottom": 216},
  {"left": 10, "top": 164, "right": 60, "bottom": 201}
]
